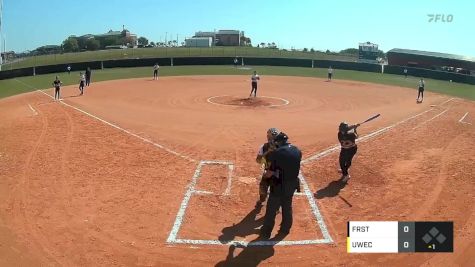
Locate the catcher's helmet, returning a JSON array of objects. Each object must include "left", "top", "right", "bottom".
[
  {"left": 267, "top": 128, "right": 280, "bottom": 137},
  {"left": 339, "top": 122, "right": 349, "bottom": 132}
]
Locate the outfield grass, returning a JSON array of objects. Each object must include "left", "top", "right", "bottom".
[
  {"left": 1, "top": 47, "right": 356, "bottom": 70},
  {"left": 1, "top": 65, "right": 474, "bottom": 100}
]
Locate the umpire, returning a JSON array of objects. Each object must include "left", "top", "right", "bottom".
[{"left": 260, "top": 132, "right": 302, "bottom": 239}]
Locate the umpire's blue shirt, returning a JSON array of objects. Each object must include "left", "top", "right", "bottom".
[{"left": 267, "top": 143, "right": 302, "bottom": 196}]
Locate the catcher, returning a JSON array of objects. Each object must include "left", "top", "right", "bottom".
[
  {"left": 255, "top": 128, "right": 280, "bottom": 204},
  {"left": 338, "top": 122, "right": 360, "bottom": 183}
]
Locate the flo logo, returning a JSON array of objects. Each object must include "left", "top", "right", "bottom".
[{"left": 428, "top": 14, "right": 454, "bottom": 22}]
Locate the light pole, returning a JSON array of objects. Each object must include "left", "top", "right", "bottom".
[{"left": 0, "top": 0, "right": 3, "bottom": 71}]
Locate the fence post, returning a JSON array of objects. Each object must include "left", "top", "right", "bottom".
[
  {"left": 312, "top": 60, "right": 314, "bottom": 68},
  {"left": 101, "top": 61, "right": 104, "bottom": 70},
  {"left": 33, "top": 67, "right": 36, "bottom": 76},
  {"left": 171, "top": 57, "right": 174, "bottom": 66}
]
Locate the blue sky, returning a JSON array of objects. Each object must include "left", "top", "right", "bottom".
[{"left": 2, "top": 0, "right": 474, "bottom": 56}]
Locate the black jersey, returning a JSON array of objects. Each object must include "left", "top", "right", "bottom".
[
  {"left": 267, "top": 143, "right": 302, "bottom": 195},
  {"left": 338, "top": 131, "right": 357, "bottom": 149},
  {"left": 53, "top": 80, "right": 61, "bottom": 88}
]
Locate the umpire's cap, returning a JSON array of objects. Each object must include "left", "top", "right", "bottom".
[{"left": 274, "top": 132, "right": 288, "bottom": 144}]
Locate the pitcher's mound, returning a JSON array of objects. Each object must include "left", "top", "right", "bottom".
[{"left": 207, "top": 95, "right": 289, "bottom": 107}]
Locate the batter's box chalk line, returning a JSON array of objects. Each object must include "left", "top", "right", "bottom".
[{"left": 167, "top": 160, "right": 333, "bottom": 247}]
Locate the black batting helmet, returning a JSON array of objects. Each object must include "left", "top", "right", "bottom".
[{"left": 339, "top": 122, "right": 349, "bottom": 132}]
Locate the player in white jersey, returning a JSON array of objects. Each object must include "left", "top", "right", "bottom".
[
  {"left": 249, "top": 71, "right": 260, "bottom": 97},
  {"left": 327, "top": 66, "right": 333, "bottom": 81},
  {"left": 79, "top": 72, "right": 86, "bottom": 95},
  {"left": 416, "top": 78, "right": 425, "bottom": 103},
  {"left": 153, "top": 63, "right": 160, "bottom": 80}
]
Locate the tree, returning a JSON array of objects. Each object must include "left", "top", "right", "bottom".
[
  {"left": 240, "top": 36, "right": 252, "bottom": 46},
  {"left": 339, "top": 48, "right": 359, "bottom": 55},
  {"left": 77, "top": 37, "right": 88, "bottom": 50},
  {"left": 260, "top": 42, "right": 266, "bottom": 48},
  {"left": 121, "top": 36, "right": 136, "bottom": 47},
  {"left": 303, "top": 48, "right": 308, "bottom": 52},
  {"left": 62, "top": 37, "right": 79, "bottom": 52},
  {"left": 138, "top": 37, "right": 149, "bottom": 46},
  {"left": 150, "top": 41, "right": 156, "bottom": 47},
  {"left": 310, "top": 48, "right": 315, "bottom": 53},
  {"left": 102, "top": 36, "right": 120, "bottom": 48},
  {"left": 85, "top": 38, "right": 101, "bottom": 51}
]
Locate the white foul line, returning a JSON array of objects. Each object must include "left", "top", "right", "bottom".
[
  {"left": 412, "top": 109, "right": 448, "bottom": 130},
  {"left": 302, "top": 95, "right": 458, "bottom": 164},
  {"left": 301, "top": 108, "right": 433, "bottom": 164},
  {"left": 36, "top": 89, "right": 196, "bottom": 162},
  {"left": 439, "top": 98, "right": 455, "bottom": 106},
  {"left": 458, "top": 112, "right": 471, "bottom": 125},
  {"left": 298, "top": 172, "right": 333, "bottom": 242},
  {"left": 28, "top": 104, "right": 38, "bottom": 116},
  {"left": 459, "top": 112, "right": 468, "bottom": 122}
]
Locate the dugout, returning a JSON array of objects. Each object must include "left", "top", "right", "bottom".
[{"left": 387, "top": 48, "right": 475, "bottom": 75}]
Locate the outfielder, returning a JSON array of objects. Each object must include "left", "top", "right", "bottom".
[
  {"left": 249, "top": 71, "right": 260, "bottom": 97},
  {"left": 338, "top": 122, "right": 360, "bottom": 182},
  {"left": 327, "top": 66, "right": 333, "bottom": 81},
  {"left": 79, "top": 72, "right": 86, "bottom": 95},
  {"left": 255, "top": 128, "right": 280, "bottom": 204},
  {"left": 153, "top": 63, "right": 160, "bottom": 80},
  {"left": 233, "top": 57, "right": 238, "bottom": 68},
  {"left": 85, "top": 67, "right": 92, "bottom": 86},
  {"left": 417, "top": 78, "right": 425, "bottom": 102}
]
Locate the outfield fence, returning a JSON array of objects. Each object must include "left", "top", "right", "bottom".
[
  {"left": 0, "top": 56, "right": 474, "bottom": 85},
  {"left": 1, "top": 47, "right": 357, "bottom": 70}
]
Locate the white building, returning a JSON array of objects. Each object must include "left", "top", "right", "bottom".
[{"left": 185, "top": 37, "right": 213, "bottom": 47}]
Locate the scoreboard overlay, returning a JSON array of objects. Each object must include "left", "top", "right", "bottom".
[{"left": 347, "top": 221, "right": 453, "bottom": 253}]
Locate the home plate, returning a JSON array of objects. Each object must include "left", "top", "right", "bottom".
[{"left": 237, "top": 176, "right": 257, "bottom": 184}]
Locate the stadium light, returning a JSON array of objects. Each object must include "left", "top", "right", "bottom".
[{"left": 0, "top": 0, "right": 3, "bottom": 71}]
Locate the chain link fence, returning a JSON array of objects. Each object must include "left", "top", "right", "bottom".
[{"left": 1, "top": 47, "right": 357, "bottom": 70}]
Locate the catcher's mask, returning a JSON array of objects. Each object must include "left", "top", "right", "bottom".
[
  {"left": 267, "top": 128, "right": 280, "bottom": 142},
  {"left": 339, "top": 122, "right": 349, "bottom": 133}
]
